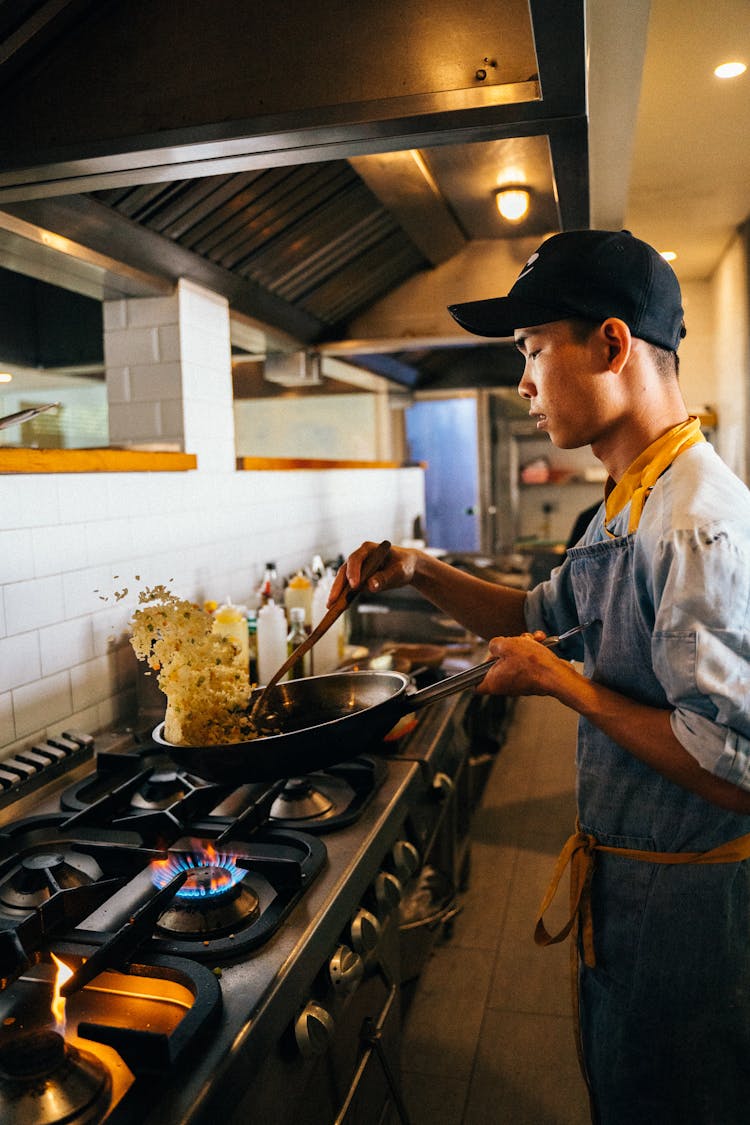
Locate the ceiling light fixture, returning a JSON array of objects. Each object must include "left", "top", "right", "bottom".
[
  {"left": 0, "top": 372, "right": 13, "bottom": 383},
  {"left": 495, "top": 187, "right": 530, "bottom": 222},
  {"left": 714, "top": 61, "right": 746, "bottom": 79},
  {"left": 660, "top": 250, "right": 677, "bottom": 262}
]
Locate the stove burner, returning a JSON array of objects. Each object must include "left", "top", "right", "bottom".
[
  {"left": 153, "top": 850, "right": 260, "bottom": 938},
  {"left": 130, "top": 769, "right": 190, "bottom": 810},
  {"left": 271, "top": 777, "right": 334, "bottom": 821},
  {"left": 0, "top": 852, "right": 103, "bottom": 911},
  {"left": 0, "top": 1029, "right": 111, "bottom": 1124},
  {"left": 151, "top": 849, "right": 243, "bottom": 897}
]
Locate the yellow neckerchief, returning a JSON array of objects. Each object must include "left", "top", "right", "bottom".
[{"left": 603, "top": 415, "right": 705, "bottom": 538}]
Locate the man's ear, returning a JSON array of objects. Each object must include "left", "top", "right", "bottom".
[{"left": 600, "top": 318, "right": 632, "bottom": 373}]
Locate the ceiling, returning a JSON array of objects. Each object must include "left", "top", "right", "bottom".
[{"left": 0, "top": 0, "right": 747, "bottom": 390}]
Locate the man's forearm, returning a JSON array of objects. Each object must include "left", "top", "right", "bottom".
[
  {"left": 553, "top": 661, "right": 750, "bottom": 815},
  {"left": 410, "top": 553, "right": 528, "bottom": 641}
]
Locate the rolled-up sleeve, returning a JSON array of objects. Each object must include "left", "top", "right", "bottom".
[{"left": 649, "top": 526, "right": 750, "bottom": 788}]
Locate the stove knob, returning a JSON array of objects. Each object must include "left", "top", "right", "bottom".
[
  {"left": 350, "top": 907, "right": 381, "bottom": 955},
  {"left": 329, "top": 944, "right": 364, "bottom": 995},
  {"left": 294, "top": 1002, "right": 335, "bottom": 1058},
  {"left": 392, "top": 839, "right": 420, "bottom": 881},
  {"left": 375, "top": 870, "right": 403, "bottom": 914},
  {"left": 432, "top": 771, "right": 455, "bottom": 800}
]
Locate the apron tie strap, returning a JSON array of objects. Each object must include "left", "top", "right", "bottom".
[
  {"left": 535, "top": 823, "right": 750, "bottom": 969},
  {"left": 534, "top": 827, "right": 598, "bottom": 967}
]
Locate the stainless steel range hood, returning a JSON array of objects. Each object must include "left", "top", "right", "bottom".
[{"left": 0, "top": 0, "right": 640, "bottom": 389}]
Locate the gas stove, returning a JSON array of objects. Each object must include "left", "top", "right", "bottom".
[{"left": 0, "top": 666, "right": 478, "bottom": 1125}]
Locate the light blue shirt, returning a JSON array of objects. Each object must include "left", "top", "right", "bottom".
[{"left": 525, "top": 442, "right": 750, "bottom": 791}]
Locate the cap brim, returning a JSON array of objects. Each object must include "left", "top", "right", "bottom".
[{"left": 447, "top": 296, "right": 572, "bottom": 338}]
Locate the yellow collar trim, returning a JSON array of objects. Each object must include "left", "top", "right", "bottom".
[{"left": 604, "top": 416, "right": 705, "bottom": 537}]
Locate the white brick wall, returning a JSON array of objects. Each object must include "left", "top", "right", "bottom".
[
  {"left": 0, "top": 465, "right": 425, "bottom": 759},
  {"left": 0, "top": 274, "right": 425, "bottom": 759}
]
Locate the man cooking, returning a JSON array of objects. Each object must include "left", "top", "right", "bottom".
[{"left": 330, "top": 229, "right": 750, "bottom": 1124}]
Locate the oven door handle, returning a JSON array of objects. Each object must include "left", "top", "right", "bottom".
[{"left": 333, "top": 981, "right": 413, "bottom": 1125}]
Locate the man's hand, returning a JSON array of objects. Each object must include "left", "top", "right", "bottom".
[
  {"left": 476, "top": 632, "right": 565, "bottom": 697},
  {"left": 327, "top": 541, "right": 420, "bottom": 607}
]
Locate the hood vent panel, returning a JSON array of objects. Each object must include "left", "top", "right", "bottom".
[{"left": 92, "top": 163, "right": 427, "bottom": 339}]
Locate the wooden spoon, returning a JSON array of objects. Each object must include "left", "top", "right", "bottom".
[{"left": 250, "top": 539, "right": 392, "bottom": 726}]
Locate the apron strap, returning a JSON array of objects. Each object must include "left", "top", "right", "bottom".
[
  {"left": 534, "top": 822, "right": 750, "bottom": 1115},
  {"left": 535, "top": 823, "right": 750, "bottom": 969}
]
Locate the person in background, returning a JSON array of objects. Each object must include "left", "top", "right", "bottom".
[{"left": 330, "top": 230, "right": 750, "bottom": 1125}]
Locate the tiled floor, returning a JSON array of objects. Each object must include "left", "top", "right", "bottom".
[{"left": 401, "top": 695, "right": 592, "bottom": 1125}]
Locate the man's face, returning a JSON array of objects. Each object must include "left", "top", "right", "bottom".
[{"left": 514, "top": 320, "right": 614, "bottom": 449}]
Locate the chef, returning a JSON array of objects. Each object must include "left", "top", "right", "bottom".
[{"left": 332, "top": 229, "right": 750, "bottom": 1125}]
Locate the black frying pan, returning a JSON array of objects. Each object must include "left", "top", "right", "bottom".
[{"left": 151, "top": 661, "right": 496, "bottom": 783}]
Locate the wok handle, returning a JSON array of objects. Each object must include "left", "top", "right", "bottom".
[
  {"left": 403, "top": 622, "right": 597, "bottom": 711},
  {"left": 404, "top": 657, "right": 498, "bottom": 710}
]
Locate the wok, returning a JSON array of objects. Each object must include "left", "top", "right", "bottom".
[{"left": 151, "top": 660, "right": 497, "bottom": 784}]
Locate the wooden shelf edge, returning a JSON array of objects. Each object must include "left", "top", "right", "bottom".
[
  {"left": 0, "top": 448, "right": 198, "bottom": 474},
  {"left": 237, "top": 456, "right": 424, "bottom": 471}
]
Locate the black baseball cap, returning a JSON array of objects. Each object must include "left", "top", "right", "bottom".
[{"left": 447, "top": 229, "right": 686, "bottom": 351}]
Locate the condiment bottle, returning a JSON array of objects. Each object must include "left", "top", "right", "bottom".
[
  {"left": 212, "top": 598, "right": 250, "bottom": 671},
  {"left": 311, "top": 573, "right": 342, "bottom": 676},
  {"left": 284, "top": 571, "right": 312, "bottom": 625},
  {"left": 286, "top": 607, "right": 311, "bottom": 679},
  {"left": 247, "top": 609, "right": 259, "bottom": 684},
  {"left": 257, "top": 562, "right": 283, "bottom": 607},
  {"left": 256, "top": 600, "right": 288, "bottom": 685}
]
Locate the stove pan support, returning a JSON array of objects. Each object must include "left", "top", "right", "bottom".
[{"left": 54, "top": 947, "right": 222, "bottom": 1077}]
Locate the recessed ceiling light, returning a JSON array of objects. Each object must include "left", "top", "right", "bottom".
[
  {"left": 0, "top": 372, "right": 13, "bottom": 383},
  {"left": 714, "top": 61, "right": 746, "bottom": 79},
  {"left": 660, "top": 251, "right": 677, "bottom": 262},
  {"left": 495, "top": 187, "right": 530, "bottom": 222}
]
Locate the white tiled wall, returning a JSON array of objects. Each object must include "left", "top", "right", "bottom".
[
  {"left": 0, "top": 464, "right": 425, "bottom": 759},
  {"left": 1, "top": 275, "right": 425, "bottom": 760}
]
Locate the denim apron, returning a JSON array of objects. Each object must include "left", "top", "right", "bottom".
[{"left": 564, "top": 533, "right": 750, "bottom": 1125}]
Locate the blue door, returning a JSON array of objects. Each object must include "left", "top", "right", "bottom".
[{"left": 405, "top": 397, "right": 480, "bottom": 552}]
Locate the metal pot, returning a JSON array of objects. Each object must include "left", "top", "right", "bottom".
[{"left": 152, "top": 660, "right": 495, "bottom": 784}]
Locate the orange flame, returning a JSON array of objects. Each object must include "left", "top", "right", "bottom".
[{"left": 51, "top": 953, "right": 73, "bottom": 1032}]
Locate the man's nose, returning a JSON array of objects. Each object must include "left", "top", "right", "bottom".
[{"left": 518, "top": 365, "right": 534, "bottom": 400}]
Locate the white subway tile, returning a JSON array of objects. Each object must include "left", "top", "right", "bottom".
[
  {"left": 103, "top": 299, "right": 127, "bottom": 331},
  {"left": 70, "top": 653, "right": 118, "bottom": 712},
  {"left": 57, "top": 475, "right": 111, "bottom": 526},
  {"left": 125, "top": 294, "right": 178, "bottom": 328},
  {"left": 84, "top": 518, "right": 136, "bottom": 568},
  {"left": 0, "top": 529, "right": 34, "bottom": 583},
  {"left": 98, "top": 688, "right": 136, "bottom": 729},
  {"left": 0, "top": 631, "right": 40, "bottom": 692},
  {"left": 5, "top": 574, "right": 65, "bottom": 635},
  {"left": 108, "top": 401, "right": 164, "bottom": 442},
  {"left": 1, "top": 476, "right": 61, "bottom": 530},
  {"left": 12, "top": 671, "right": 72, "bottom": 737},
  {"left": 40, "top": 617, "right": 94, "bottom": 677},
  {"left": 91, "top": 603, "right": 132, "bottom": 657},
  {"left": 32, "top": 523, "right": 88, "bottom": 576},
  {"left": 158, "top": 398, "right": 186, "bottom": 439},
  {"left": 0, "top": 692, "right": 14, "bottom": 746},
  {"left": 105, "top": 365, "right": 131, "bottom": 403},
  {"left": 49, "top": 703, "right": 101, "bottom": 741},
  {"left": 129, "top": 362, "right": 183, "bottom": 402},
  {"left": 157, "top": 324, "right": 181, "bottom": 363},
  {"left": 0, "top": 594, "right": 5, "bottom": 638},
  {"left": 62, "top": 565, "right": 118, "bottom": 620},
  {"left": 105, "top": 325, "right": 160, "bottom": 367}
]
